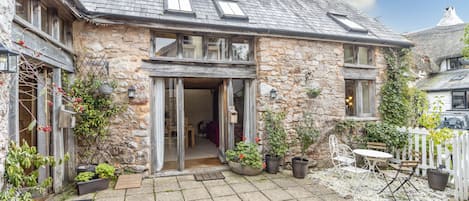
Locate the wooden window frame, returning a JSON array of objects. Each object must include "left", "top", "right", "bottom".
[
  {"left": 452, "top": 90, "right": 469, "bottom": 110},
  {"left": 15, "top": 0, "right": 31, "bottom": 21},
  {"left": 346, "top": 79, "right": 376, "bottom": 117},
  {"left": 343, "top": 44, "right": 375, "bottom": 67}
]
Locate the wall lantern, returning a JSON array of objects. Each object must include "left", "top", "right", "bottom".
[
  {"left": 0, "top": 43, "right": 19, "bottom": 73},
  {"left": 128, "top": 85, "right": 136, "bottom": 99},
  {"left": 270, "top": 89, "right": 278, "bottom": 100}
]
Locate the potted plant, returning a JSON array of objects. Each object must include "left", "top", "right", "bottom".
[
  {"left": 264, "top": 110, "right": 288, "bottom": 174},
  {"left": 419, "top": 99, "right": 453, "bottom": 191},
  {"left": 75, "top": 163, "right": 115, "bottom": 195},
  {"left": 226, "top": 141, "right": 264, "bottom": 176},
  {"left": 292, "top": 113, "right": 320, "bottom": 178},
  {"left": 305, "top": 88, "right": 321, "bottom": 99}
]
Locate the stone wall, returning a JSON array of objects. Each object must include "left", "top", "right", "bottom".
[
  {"left": 73, "top": 21, "right": 152, "bottom": 173},
  {"left": 0, "top": 0, "right": 14, "bottom": 190},
  {"left": 255, "top": 37, "right": 387, "bottom": 168}
]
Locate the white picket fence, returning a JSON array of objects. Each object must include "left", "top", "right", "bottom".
[{"left": 396, "top": 127, "right": 468, "bottom": 201}]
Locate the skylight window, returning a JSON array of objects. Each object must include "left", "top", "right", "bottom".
[
  {"left": 216, "top": 1, "right": 247, "bottom": 18},
  {"left": 328, "top": 13, "right": 368, "bottom": 33},
  {"left": 167, "top": 0, "right": 192, "bottom": 12}
]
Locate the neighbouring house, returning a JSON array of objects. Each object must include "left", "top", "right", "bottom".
[
  {"left": 0, "top": 0, "right": 412, "bottom": 192},
  {"left": 406, "top": 7, "right": 469, "bottom": 129}
]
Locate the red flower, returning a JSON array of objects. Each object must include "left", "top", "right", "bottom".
[
  {"left": 239, "top": 154, "right": 245, "bottom": 160},
  {"left": 242, "top": 136, "right": 246, "bottom": 141},
  {"left": 79, "top": 106, "right": 84, "bottom": 112},
  {"left": 38, "top": 125, "right": 52, "bottom": 133},
  {"left": 47, "top": 100, "right": 53, "bottom": 107},
  {"left": 18, "top": 40, "right": 25, "bottom": 46},
  {"left": 255, "top": 137, "right": 261, "bottom": 143},
  {"left": 262, "top": 162, "right": 266, "bottom": 169}
]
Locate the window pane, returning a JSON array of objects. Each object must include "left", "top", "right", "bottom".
[
  {"left": 361, "top": 81, "right": 371, "bottom": 113},
  {"left": 59, "top": 18, "right": 65, "bottom": 43},
  {"left": 182, "top": 35, "right": 203, "bottom": 59},
  {"left": 449, "top": 58, "right": 462, "bottom": 70},
  {"left": 179, "top": 0, "right": 192, "bottom": 11},
  {"left": 334, "top": 15, "right": 367, "bottom": 32},
  {"left": 345, "top": 80, "right": 356, "bottom": 116},
  {"left": 167, "top": 0, "right": 180, "bottom": 10},
  {"left": 16, "top": 0, "right": 28, "bottom": 20},
  {"left": 453, "top": 91, "right": 466, "bottom": 109},
  {"left": 32, "top": 1, "right": 40, "bottom": 27},
  {"left": 41, "top": 6, "right": 48, "bottom": 33},
  {"left": 344, "top": 45, "right": 355, "bottom": 64},
  {"left": 232, "top": 38, "right": 250, "bottom": 61},
  {"left": 228, "top": 2, "right": 244, "bottom": 16},
  {"left": 154, "top": 33, "right": 177, "bottom": 57},
  {"left": 207, "top": 37, "right": 227, "bottom": 60},
  {"left": 358, "top": 47, "right": 369, "bottom": 65},
  {"left": 219, "top": 1, "right": 234, "bottom": 15},
  {"left": 52, "top": 16, "right": 61, "bottom": 41}
]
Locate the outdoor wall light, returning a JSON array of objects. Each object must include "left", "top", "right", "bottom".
[
  {"left": 0, "top": 43, "right": 19, "bottom": 73},
  {"left": 128, "top": 85, "right": 136, "bottom": 99},
  {"left": 270, "top": 89, "right": 278, "bottom": 100}
]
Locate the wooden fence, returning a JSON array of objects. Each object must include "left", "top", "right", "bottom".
[{"left": 396, "top": 127, "right": 468, "bottom": 200}]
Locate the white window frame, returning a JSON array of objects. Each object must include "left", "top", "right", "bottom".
[
  {"left": 328, "top": 12, "right": 368, "bottom": 33},
  {"left": 214, "top": 0, "right": 248, "bottom": 19},
  {"left": 165, "top": 0, "right": 194, "bottom": 13}
]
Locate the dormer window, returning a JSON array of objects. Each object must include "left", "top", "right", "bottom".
[
  {"left": 446, "top": 57, "right": 469, "bottom": 71},
  {"left": 215, "top": 0, "right": 247, "bottom": 19},
  {"left": 329, "top": 12, "right": 368, "bottom": 33},
  {"left": 166, "top": 0, "right": 193, "bottom": 12}
]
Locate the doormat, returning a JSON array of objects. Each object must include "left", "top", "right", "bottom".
[
  {"left": 194, "top": 172, "right": 225, "bottom": 181},
  {"left": 114, "top": 174, "right": 143, "bottom": 190}
]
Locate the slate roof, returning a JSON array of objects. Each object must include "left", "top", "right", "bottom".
[
  {"left": 416, "top": 69, "right": 469, "bottom": 91},
  {"left": 75, "top": 0, "right": 411, "bottom": 47},
  {"left": 405, "top": 23, "right": 467, "bottom": 70}
]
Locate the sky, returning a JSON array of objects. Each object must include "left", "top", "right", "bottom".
[{"left": 347, "top": 0, "right": 469, "bottom": 33}]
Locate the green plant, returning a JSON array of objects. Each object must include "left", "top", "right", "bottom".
[
  {"left": 407, "top": 88, "right": 428, "bottom": 127},
  {"left": 419, "top": 98, "right": 453, "bottom": 149},
  {"left": 463, "top": 24, "right": 469, "bottom": 58},
  {"left": 305, "top": 88, "right": 321, "bottom": 99},
  {"left": 0, "top": 141, "right": 67, "bottom": 201},
  {"left": 95, "top": 163, "right": 115, "bottom": 179},
  {"left": 226, "top": 141, "right": 263, "bottom": 169},
  {"left": 74, "top": 172, "right": 95, "bottom": 182},
  {"left": 264, "top": 110, "right": 288, "bottom": 157},
  {"left": 362, "top": 122, "right": 409, "bottom": 150},
  {"left": 294, "top": 113, "right": 320, "bottom": 159}
]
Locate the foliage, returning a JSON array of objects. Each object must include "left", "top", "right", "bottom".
[
  {"left": 419, "top": 98, "right": 453, "bottom": 147},
  {"left": 294, "top": 113, "right": 320, "bottom": 158},
  {"left": 263, "top": 110, "right": 288, "bottom": 157},
  {"left": 226, "top": 141, "right": 263, "bottom": 169},
  {"left": 463, "top": 24, "right": 469, "bottom": 58},
  {"left": 95, "top": 163, "right": 115, "bottom": 179},
  {"left": 0, "top": 141, "right": 68, "bottom": 201},
  {"left": 407, "top": 88, "right": 429, "bottom": 127},
  {"left": 379, "top": 48, "right": 411, "bottom": 127},
  {"left": 305, "top": 88, "right": 321, "bottom": 99},
  {"left": 74, "top": 172, "right": 95, "bottom": 182},
  {"left": 362, "top": 122, "right": 409, "bottom": 150}
]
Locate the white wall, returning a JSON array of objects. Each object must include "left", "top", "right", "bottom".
[
  {"left": 184, "top": 90, "right": 214, "bottom": 134},
  {"left": 427, "top": 91, "right": 452, "bottom": 112}
]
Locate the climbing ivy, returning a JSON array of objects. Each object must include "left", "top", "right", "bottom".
[
  {"left": 379, "top": 48, "right": 411, "bottom": 126},
  {"left": 464, "top": 25, "right": 469, "bottom": 58}
]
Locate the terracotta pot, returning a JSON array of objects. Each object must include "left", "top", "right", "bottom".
[
  {"left": 77, "top": 178, "right": 109, "bottom": 195},
  {"left": 228, "top": 161, "right": 263, "bottom": 176}
]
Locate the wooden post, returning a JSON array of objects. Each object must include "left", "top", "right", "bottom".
[
  {"left": 218, "top": 81, "right": 226, "bottom": 161},
  {"left": 243, "top": 80, "right": 251, "bottom": 143},
  {"left": 227, "top": 79, "right": 234, "bottom": 150},
  {"left": 64, "top": 74, "right": 75, "bottom": 182},
  {"left": 151, "top": 78, "right": 165, "bottom": 172},
  {"left": 8, "top": 73, "right": 19, "bottom": 143},
  {"left": 37, "top": 72, "right": 48, "bottom": 185},
  {"left": 52, "top": 67, "right": 64, "bottom": 192},
  {"left": 176, "top": 78, "right": 184, "bottom": 171}
]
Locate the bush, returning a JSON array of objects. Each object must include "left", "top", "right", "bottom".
[
  {"left": 264, "top": 110, "right": 288, "bottom": 157},
  {"left": 363, "top": 122, "right": 408, "bottom": 150},
  {"left": 226, "top": 141, "right": 263, "bottom": 169},
  {"left": 95, "top": 163, "right": 115, "bottom": 179},
  {"left": 294, "top": 113, "right": 320, "bottom": 158},
  {"left": 74, "top": 172, "right": 95, "bottom": 182}
]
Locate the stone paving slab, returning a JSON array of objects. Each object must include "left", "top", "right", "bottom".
[{"left": 61, "top": 170, "right": 347, "bottom": 201}]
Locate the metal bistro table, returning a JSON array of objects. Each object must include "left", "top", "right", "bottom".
[{"left": 353, "top": 149, "right": 393, "bottom": 180}]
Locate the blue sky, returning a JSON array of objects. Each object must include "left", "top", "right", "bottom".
[{"left": 362, "top": 0, "right": 469, "bottom": 33}]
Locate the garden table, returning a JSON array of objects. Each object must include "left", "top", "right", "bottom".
[{"left": 352, "top": 149, "right": 393, "bottom": 189}]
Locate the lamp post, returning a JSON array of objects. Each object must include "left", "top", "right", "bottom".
[{"left": 0, "top": 43, "right": 19, "bottom": 73}]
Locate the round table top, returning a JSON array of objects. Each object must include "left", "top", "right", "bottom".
[{"left": 353, "top": 149, "right": 393, "bottom": 159}]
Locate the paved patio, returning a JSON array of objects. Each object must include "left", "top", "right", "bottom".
[{"left": 65, "top": 171, "right": 349, "bottom": 201}]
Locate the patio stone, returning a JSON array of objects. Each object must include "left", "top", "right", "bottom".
[
  {"left": 182, "top": 187, "right": 211, "bottom": 201},
  {"left": 238, "top": 192, "right": 270, "bottom": 201},
  {"left": 206, "top": 185, "right": 235, "bottom": 197},
  {"left": 142, "top": 178, "right": 154, "bottom": 186},
  {"left": 177, "top": 175, "right": 195, "bottom": 182},
  {"left": 292, "top": 177, "right": 316, "bottom": 185},
  {"left": 95, "top": 189, "right": 126, "bottom": 199},
  {"left": 202, "top": 179, "right": 227, "bottom": 187},
  {"left": 305, "top": 184, "right": 336, "bottom": 195},
  {"left": 224, "top": 175, "right": 248, "bottom": 184},
  {"left": 155, "top": 191, "right": 184, "bottom": 201},
  {"left": 222, "top": 171, "right": 237, "bottom": 177},
  {"left": 126, "top": 193, "right": 155, "bottom": 201},
  {"left": 320, "top": 194, "right": 349, "bottom": 201},
  {"left": 271, "top": 178, "right": 299, "bottom": 188},
  {"left": 95, "top": 196, "right": 125, "bottom": 201},
  {"left": 251, "top": 179, "right": 279, "bottom": 190},
  {"left": 262, "top": 188, "right": 294, "bottom": 201},
  {"left": 284, "top": 187, "right": 314, "bottom": 199},
  {"left": 264, "top": 172, "right": 287, "bottom": 179},
  {"left": 212, "top": 195, "right": 241, "bottom": 201},
  {"left": 179, "top": 180, "right": 204, "bottom": 189},
  {"left": 296, "top": 196, "right": 324, "bottom": 201},
  {"left": 126, "top": 186, "right": 154, "bottom": 195},
  {"left": 243, "top": 174, "right": 268, "bottom": 181},
  {"left": 229, "top": 182, "right": 258, "bottom": 194},
  {"left": 154, "top": 179, "right": 180, "bottom": 192}
]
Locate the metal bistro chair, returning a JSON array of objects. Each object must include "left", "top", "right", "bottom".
[
  {"left": 329, "top": 135, "right": 367, "bottom": 177},
  {"left": 378, "top": 152, "right": 421, "bottom": 201}
]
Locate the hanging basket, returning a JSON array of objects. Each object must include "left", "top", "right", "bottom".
[{"left": 98, "top": 83, "right": 113, "bottom": 95}]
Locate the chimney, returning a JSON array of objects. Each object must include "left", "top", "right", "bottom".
[{"left": 437, "top": 6, "right": 464, "bottom": 26}]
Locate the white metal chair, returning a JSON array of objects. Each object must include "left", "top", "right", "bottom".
[{"left": 329, "top": 135, "right": 368, "bottom": 176}]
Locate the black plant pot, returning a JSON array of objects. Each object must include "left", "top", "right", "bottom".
[
  {"left": 77, "top": 178, "right": 109, "bottom": 195},
  {"left": 265, "top": 154, "right": 281, "bottom": 174},
  {"left": 292, "top": 157, "right": 309, "bottom": 179},
  {"left": 427, "top": 169, "right": 449, "bottom": 191}
]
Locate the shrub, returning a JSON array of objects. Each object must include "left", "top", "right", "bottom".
[
  {"left": 226, "top": 141, "right": 263, "bottom": 169},
  {"left": 95, "top": 163, "right": 115, "bottom": 179},
  {"left": 294, "top": 113, "right": 320, "bottom": 158},
  {"left": 74, "top": 172, "right": 95, "bottom": 182},
  {"left": 264, "top": 110, "right": 288, "bottom": 157},
  {"left": 363, "top": 122, "right": 408, "bottom": 150}
]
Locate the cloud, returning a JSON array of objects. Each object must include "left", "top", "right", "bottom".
[{"left": 345, "top": 0, "right": 376, "bottom": 11}]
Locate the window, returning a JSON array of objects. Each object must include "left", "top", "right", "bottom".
[
  {"left": 16, "top": 0, "right": 29, "bottom": 20},
  {"left": 40, "top": 4, "right": 49, "bottom": 33},
  {"left": 345, "top": 80, "right": 375, "bottom": 117},
  {"left": 63, "top": 23, "right": 73, "bottom": 47},
  {"left": 153, "top": 33, "right": 178, "bottom": 57},
  {"left": 166, "top": 0, "right": 192, "bottom": 12},
  {"left": 51, "top": 14, "right": 62, "bottom": 41},
  {"left": 232, "top": 37, "right": 250, "bottom": 61},
  {"left": 452, "top": 90, "right": 469, "bottom": 109},
  {"left": 207, "top": 37, "right": 228, "bottom": 60},
  {"left": 329, "top": 13, "right": 368, "bottom": 33},
  {"left": 216, "top": 1, "right": 246, "bottom": 18},
  {"left": 344, "top": 44, "right": 374, "bottom": 66},
  {"left": 31, "top": 0, "right": 39, "bottom": 27},
  {"left": 182, "top": 35, "right": 203, "bottom": 59},
  {"left": 447, "top": 57, "right": 464, "bottom": 71}
]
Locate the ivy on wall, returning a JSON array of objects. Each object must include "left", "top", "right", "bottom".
[{"left": 464, "top": 25, "right": 469, "bottom": 58}]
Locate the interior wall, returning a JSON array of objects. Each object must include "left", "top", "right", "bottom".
[{"left": 184, "top": 89, "right": 214, "bottom": 134}]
